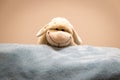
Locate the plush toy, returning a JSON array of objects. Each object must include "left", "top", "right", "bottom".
[{"left": 36, "top": 17, "right": 82, "bottom": 47}]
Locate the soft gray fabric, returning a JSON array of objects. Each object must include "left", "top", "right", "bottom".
[{"left": 0, "top": 44, "right": 120, "bottom": 80}]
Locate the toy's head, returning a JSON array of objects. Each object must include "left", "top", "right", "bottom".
[{"left": 36, "top": 17, "right": 82, "bottom": 47}]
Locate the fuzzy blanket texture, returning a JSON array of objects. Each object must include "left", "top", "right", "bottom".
[{"left": 0, "top": 44, "right": 120, "bottom": 80}]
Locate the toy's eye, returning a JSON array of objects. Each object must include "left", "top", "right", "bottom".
[
  {"left": 55, "top": 28, "right": 59, "bottom": 30},
  {"left": 61, "top": 29, "right": 65, "bottom": 31}
]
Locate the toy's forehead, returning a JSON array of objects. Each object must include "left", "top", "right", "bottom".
[{"left": 47, "top": 17, "right": 73, "bottom": 29}]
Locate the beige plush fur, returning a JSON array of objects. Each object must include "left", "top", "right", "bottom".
[{"left": 36, "top": 17, "right": 82, "bottom": 47}]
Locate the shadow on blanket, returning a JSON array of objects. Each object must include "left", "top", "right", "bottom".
[{"left": 0, "top": 44, "right": 120, "bottom": 80}]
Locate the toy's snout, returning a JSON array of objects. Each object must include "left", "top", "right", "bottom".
[
  {"left": 47, "top": 31, "right": 71, "bottom": 44},
  {"left": 46, "top": 30, "right": 72, "bottom": 47}
]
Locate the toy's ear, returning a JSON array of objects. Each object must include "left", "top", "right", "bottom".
[
  {"left": 72, "top": 28, "right": 82, "bottom": 45},
  {"left": 36, "top": 25, "right": 48, "bottom": 37}
]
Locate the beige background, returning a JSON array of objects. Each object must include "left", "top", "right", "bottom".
[{"left": 0, "top": 0, "right": 120, "bottom": 48}]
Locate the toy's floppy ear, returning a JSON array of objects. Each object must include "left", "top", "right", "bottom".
[
  {"left": 36, "top": 25, "right": 48, "bottom": 37},
  {"left": 72, "top": 28, "right": 82, "bottom": 45}
]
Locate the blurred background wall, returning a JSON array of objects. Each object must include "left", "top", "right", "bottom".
[{"left": 0, "top": 0, "right": 120, "bottom": 48}]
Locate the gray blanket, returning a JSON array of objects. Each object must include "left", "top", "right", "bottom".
[{"left": 0, "top": 44, "right": 120, "bottom": 80}]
